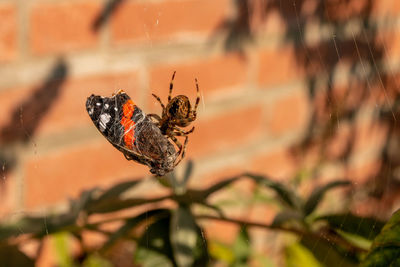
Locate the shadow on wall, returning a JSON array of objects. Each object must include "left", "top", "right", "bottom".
[
  {"left": 1, "top": 0, "right": 399, "bottom": 217},
  {"left": 86, "top": 0, "right": 400, "bottom": 215},
  {"left": 92, "top": 0, "right": 125, "bottom": 32},
  {"left": 210, "top": 0, "right": 253, "bottom": 53},
  {"left": 0, "top": 58, "right": 68, "bottom": 181},
  {"left": 0, "top": 0, "right": 127, "bottom": 189},
  {"left": 214, "top": 0, "right": 400, "bottom": 216}
]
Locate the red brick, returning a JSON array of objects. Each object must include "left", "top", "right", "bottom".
[
  {"left": 0, "top": 88, "right": 24, "bottom": 129},
  {"left": 353, "top": 182, "right": 400, "bottom": 219},
  {"left": 311, "top": 85, "right": 368, "bottom": 122},
  {"left": 257, "top": 46, "right": 304, "bottom": 87},
  {"left": 24, "top": 139, "right": 149, "bottom": 209},
  {"left": 376, "top": 29, "right": 400, "bottom": 62},
  {"left": 250, "top": 0, "right": 286, "bottom": 36},
  {"left": 81, "top": 230, "right": 107, "bottom": 250},
  {"left": 247, "top": 203, "right": 277, "bottom": 225},
  {"left": 324, "top": 0, "right": 370, "bottom": 21},
  {"left": 30, "top": 1, "right": 101, "bottom": 55},
  {"left": 325, "top": 122, "right": 352, "bottom": 160},
  {"left": 347, "top": 158, "right": 381, "bottom": 184},
  {"left": 201, "top": 220, "right": 239, "bottom": 244},
  {"left": 148, "top": 53, "right": 248, "bottom": 111},
  {"left": 290, "top": 142, "right": 320, "bottom": 172},
  {"left": 186, "top": 105, "right": 264, "bottom": 158},
  {"left": 353, "top": 119, "right": 389, "bottom": 154},
  {"left": 0, "top": 71, "right": 140, "bottom": 140},
  {"left": 0, "top": 169, "right": 18, "bottom": 217},
  {"left": 265, "top": 90, "right": 309, "bottom": 136},
  {"left": 372, "top": 0, "right": 400, "bottom": 17},
  {"left": 0, "top": 3, "right": 17, "bottom": 62},
  {"left": 250, "top": 148, "right": 297, "bottom": 180},
  {"left": 111, "top": 0, "right": 230, "bottom": 44}
]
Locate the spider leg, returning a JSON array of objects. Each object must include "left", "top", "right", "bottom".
[
  {"left": 147, "top": 113, "right": 162, "bottom": 125},
  {"left": 152, "top": 93, "right": 165, "bottom": 110},
  {"left": 168, "top": 133, "right": 183, "bottom": 156},
  {"left": 193, "top": 78, "right": 200, "bottom": 114},
  {"left": 168, "top": 71, "right": 176, "bottom": 102},
  {"left": 172, "top": 117, "right": 196, "bottom": 127},
  {"left": 186, "top": 78, "right": 200, "bottom": 122},
  {"left": 173, "top": 126, "right": 195, "bottom": 136},
  {"left": 170, "top": 135, "right": 189, "bottom": 167}
]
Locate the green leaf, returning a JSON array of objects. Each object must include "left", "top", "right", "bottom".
[
  {"left": 316, "top": 213, "right": 384, "bottom": 240},
  {"left": 232, "top": 226, "right": 251, "bottom": 266},
  {"left": 300, "top": 233, "right": 359, "bottom": 267},
  {"left": 252, "top": 253, "right": 276, "bottom": 267},
  {"left": 0, "top": 243, "right": 34, "bottom": 267},
  {"left": 86, "top": 195, "right": 169, "bottom": 214},
  {"left": 97, "top": 180, "right": 141, "bottom": 203},
  {"left": 271, "top": 210, "right": 304, "bottom": 227},
  {"left": 172, "top": 161, "right": 194, "bottom": 195},
  {"left": 303, "top": 180, "right": 351, "bottom": 216},
  {"left": 157, "top": 175, "right": 173, "bottom": 188},
  {"left": 182, "top": 160, "right": 194, "bottom": 187},
  {"left": 199, "top": 173, "right": 301, "bottom": 210},
  {"left": 285, "top": 242, "right": 323, "bottom": 267},
  {"left": 134, "top": 214, "right": 175, "bottom": 267},
  {"left": 360, "top": 248, "right": 400, "bottom": 267},
  {"left": 82, "top": 254, "right": 112, "bottom": 267},
  {"left": 209, "top": 240, "right": 235, "bottom": 264},
  {"left": 68, "top": 188, "right": 99, "bottom": 216},
  {"left": 163, "top": 171, "right": 180, "bottom": 191},
  {"left": 102, "top": 209, "right": 169, "bottom": 250},
  {"left": 336, "top": 230, "right": 371, "bottom": 251},
  {"left": 53, "top": 232, "right": 74, "bottom": 267},
  {"left": 83, "top": 180, "right": 150, "bottom": 214},
  {"left": 0, "top": 215, "right": 55, "bottom": 240},
  {"left": 199, "top": 202, "right": 225, "bottom": 218},
  {"left": 208, "top": 229, "right": 252, "bottom": 267},
  {"left": 202, "top": 176, "right": 242, "bottom": 198},
  {"left": 170, "top": 206, "right": 198, "bottom": 267},
  {"left": 360, "top": 209, "right": 400, "bottom": 267},
  {"left": 245, "top": 173, "right": 302, "bottom": 210}
]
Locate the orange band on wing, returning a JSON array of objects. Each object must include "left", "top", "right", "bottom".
[{"left": 121, "top": 99, "right": 136, "bottom": 149}]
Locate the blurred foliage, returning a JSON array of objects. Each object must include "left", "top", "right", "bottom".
[
  {"left": 0, "top": 160, "right": 396, "bottom": 266},
  {"left": 1, "top": 0, "right": 398, "bottom": 265},
  {"left": 360, "top": 209, "right": 400, "bottom": 266}
]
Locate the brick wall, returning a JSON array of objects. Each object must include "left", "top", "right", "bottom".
[{"left": 1, "top": 0, "right": 400, "bottom": 244}]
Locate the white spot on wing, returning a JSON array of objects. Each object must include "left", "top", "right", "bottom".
[
  {"left": 88, "top": 107, "right": 94, "bottom": 115},
  {"left": 114, "top": 107, "right": 118, "bottom": 111},
  {"left": 99, "top": 113, "right": 111, "bottom": 132},
  {"left": 96, "top": 102, "right": 101, "bottom": 106},
  {"left": 104, "top": 103, "right": 109, "bottom": 109}
]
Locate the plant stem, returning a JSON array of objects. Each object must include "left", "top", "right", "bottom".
[{"left": 196, "top": 214, "right": 368, "bottom": 253}]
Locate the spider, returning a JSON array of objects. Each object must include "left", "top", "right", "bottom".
[{"left": 148, "top": 71, "right": 200, "bottom": 161}]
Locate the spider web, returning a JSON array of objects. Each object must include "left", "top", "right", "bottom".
[
  {"left": 288, "top": 0, "right": 398, "bottom": 266},
  {"left": 2, "top": 0, "right": 399, "bottom": 265}
]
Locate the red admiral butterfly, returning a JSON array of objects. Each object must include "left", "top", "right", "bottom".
[{"left": 86, "top": 90, "right": 178, "bottom": 176}]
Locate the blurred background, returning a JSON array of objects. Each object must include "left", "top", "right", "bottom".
[{"left": 1, "top": 0, "right": 400, "bottom": 265}]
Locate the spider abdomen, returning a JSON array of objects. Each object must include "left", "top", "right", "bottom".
[{"left": 166, "top": 95, "right": 190, "bottom": 119}]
